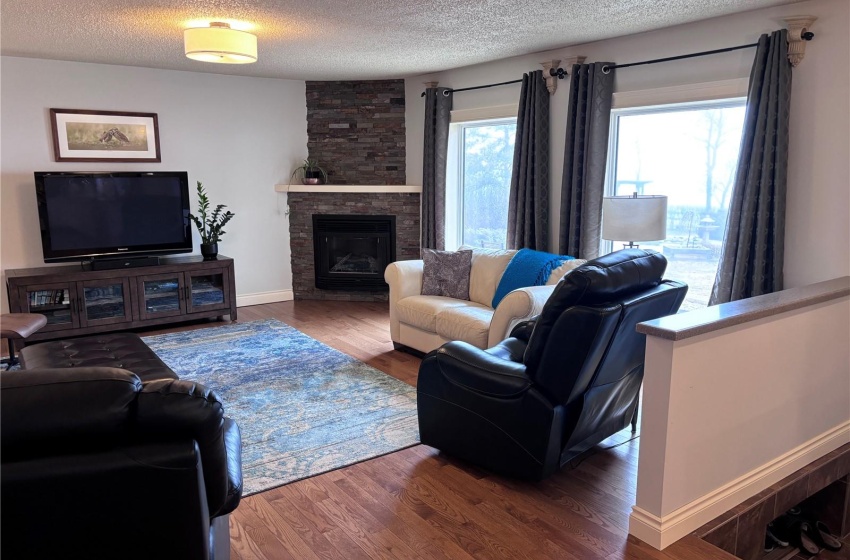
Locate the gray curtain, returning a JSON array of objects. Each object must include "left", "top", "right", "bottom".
[
  {"left": 422, "top": 87, "right": 453, "bottom": 250},
  {"left": 558, "top": 62, "right": 615, "bottom": 259},
  {"left": 710, "top": 30, "right": 791, "bottom": 305},
  {"left": 507, "top": 70, "right": 550, "bottom": 251}
]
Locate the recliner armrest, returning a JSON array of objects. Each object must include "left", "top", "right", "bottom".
[
  {"left": 1, "top": 367, "right": 142, "bottom": 460},
  {"left": 217, "top": 417, "right": 243, "bottom": 517},
  {"left": 423, "top": 341, "right": 530, "bottom": 398},
  {"left": 136, "top": 379, "right": 242, "bottom": 518},
  {"left": 510, "top": 318, "right": 538, "bottom": 342}
]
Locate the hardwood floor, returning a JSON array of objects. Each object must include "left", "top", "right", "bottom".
[{"left": 149, "top": 300, "right": 731, "bottom": 560}]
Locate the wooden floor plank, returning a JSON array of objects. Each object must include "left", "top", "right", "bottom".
[
  {"left": 261, "top": 491, "right": 353, "bottom": 560},
  {"left": 241, "top": 494, "right": 323, "bottom": 560},
  {"left": 140, "top": 300, "right": 727, "bottom": 560},
  {"left": 343, "top": 462, "right": 478, "bottom": 560},
  {"left": 228, "top": 509, "right": 281, "bottom": 560},
  {"left": 310, "top": 478, "right": 427, "bottom": 560},
  {"left": 329, "top": 469, "right": 466, "bottom": 560}
]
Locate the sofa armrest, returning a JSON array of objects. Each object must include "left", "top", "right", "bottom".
[
  {"left": 385, "top": 259, "right": 424, "bottom": 299},
  {"left": 136, "top": 379, "right": 242, "bottom": 518},
  {"left": 488, "top": 285, "right": 556, "bottom": 348},
  {"left": 384, "top": 259, "right": 424, "bottom": 341}
]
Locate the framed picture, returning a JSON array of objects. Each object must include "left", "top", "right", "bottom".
[{"left": 49, "top": 108, "right": 161, "bottom": 162}]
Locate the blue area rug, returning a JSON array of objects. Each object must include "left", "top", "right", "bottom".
[{"left": 142, "top": 319, "right": 419, "bottom": 496}]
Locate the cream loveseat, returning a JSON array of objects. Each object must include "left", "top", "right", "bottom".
[{"left": 384, "top": 248, "right": 585, "bottom": 354}]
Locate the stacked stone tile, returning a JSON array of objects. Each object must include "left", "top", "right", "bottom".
[
  {"left": 288, "top": 192, "right": 420, "bottom": 301},
  {"left": 305, "top": 80, "right": 406, "bottom": 185}
]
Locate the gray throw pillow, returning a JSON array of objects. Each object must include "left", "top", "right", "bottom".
[{"left": 421, "top": 249, "right": 472, "bottom": 300}]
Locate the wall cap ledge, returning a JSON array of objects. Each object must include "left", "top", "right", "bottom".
[{"left": 637, "top": 276, "right": 850, "bottom": 341}]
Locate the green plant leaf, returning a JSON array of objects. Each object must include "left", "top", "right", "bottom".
[{"left": 190, "top": 181, "right": 235, "bottom": 244}]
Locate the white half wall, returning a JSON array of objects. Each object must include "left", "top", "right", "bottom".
[
  {"left": 631, "top": 284, "right": 850, "bottom": 548},
  {"left": 0, "top": 57, "right": 307, "bottom": 310},
  {"left": 405, "top": 0, "right": 850, "bottom": 289}
]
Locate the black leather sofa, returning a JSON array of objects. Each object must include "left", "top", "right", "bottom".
[
  {"left": 1, "top": 333, "right": 242, "bottom": 560},
  {"left": 417, "top": 249, "right": 687, "bottom": 480}
]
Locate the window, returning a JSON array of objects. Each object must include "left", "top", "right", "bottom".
[
  {"left": 605, "top": 100, "right": 746, "bottom": 310},
  {"left": 446, "top": 118, "right": 517, "bottom": 250}
]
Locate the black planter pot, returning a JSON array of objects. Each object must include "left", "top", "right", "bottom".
[
  {"left": 200, "top": 242, "right": 218, "bottom": 260},
  {"left": 304, "top": 168, "right": 324, "bottom": 183}
]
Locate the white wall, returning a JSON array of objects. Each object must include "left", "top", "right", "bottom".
[
  {"left": 405, "top": 0, "right": 850, "bottom": 289},
  {"left": 631, "top": 288, "right": 850, "bottom": 548},
  {"left": 0, "top": 57, "right": 307, "bottom": 310}
]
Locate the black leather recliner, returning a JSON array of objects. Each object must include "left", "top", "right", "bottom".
[
  {"left": 1, "top": 367, "right": 242, "bottom": 560},
  {"left": 417, "top": 249, "right": 687, "bottom": 480}
]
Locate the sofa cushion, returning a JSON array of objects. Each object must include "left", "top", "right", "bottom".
[
  {"left": 421, "top": 249, "right": 473, "bottom": 300},
  {"left": 19, "top": 333, "right": 178, "bottom": 383},
  {"left": 435, "top": 304, "right": 494, "bottom": 349},
  {"left": 396, "top": 296, "right": 469, "bottom": 332},
  {"left": 462, "top": 247, "right": 517, "bottom": 307}
]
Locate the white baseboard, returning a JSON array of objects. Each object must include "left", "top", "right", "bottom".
[
  {"left": 236, "top": 289, "right": 294, "bottom": 308},
  {"left": 629, "top": 421, "right": 850, "bottom": 550}
]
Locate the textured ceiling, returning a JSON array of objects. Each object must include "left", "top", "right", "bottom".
[{"left": 1, "top": 0, "right": 799, "bottom": 80}]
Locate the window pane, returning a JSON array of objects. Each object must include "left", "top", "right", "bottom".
[
  {"left": 611, "top": 105, "right": 746, "bottom": 311},
  {"left": 461, "top": 122, "right": 516, "bottom": 249}
]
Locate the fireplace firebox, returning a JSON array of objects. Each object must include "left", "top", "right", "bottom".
[{"left": 312, "top": 214, "right": 396, "bottom": 291}]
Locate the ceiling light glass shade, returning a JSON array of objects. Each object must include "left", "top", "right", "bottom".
[
  {"left": 184, "top": 23, "right": 257, "bottom": 64},
  {"left": 601, "top": 195, "right": 668, "bottom": 242}
]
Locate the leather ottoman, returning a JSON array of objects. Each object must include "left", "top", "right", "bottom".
[{"left": 19, "top": 332, "right": 177, "bottom": 382}]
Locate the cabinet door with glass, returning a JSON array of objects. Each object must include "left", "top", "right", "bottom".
[
  {"left": 137, "top": 273, "right": 187, "bottom": 320},
  {"left": 16, "top": 282, "right": 80, "bottom": 332},
  {"left": 76, "top": 278, "right": 133, "bottom": 327},
  {"left": 185, "top": 269, "right": 231, "bottom": 314}
]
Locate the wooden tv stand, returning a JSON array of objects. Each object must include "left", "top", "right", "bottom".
[{"left": 6, "top": 255, "right": 237, "bottom": 343}]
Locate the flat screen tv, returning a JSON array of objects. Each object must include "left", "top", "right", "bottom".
[{"left": 35, "top": 171, "right": 193, "bottom": 263}]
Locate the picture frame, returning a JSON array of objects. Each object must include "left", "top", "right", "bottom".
[{"left": 49, "top": 108, "right": 161, "bottom": 162}]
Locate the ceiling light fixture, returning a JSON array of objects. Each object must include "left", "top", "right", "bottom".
[{"left": 184, "top": 22, "right": 257, "bottom": 64}]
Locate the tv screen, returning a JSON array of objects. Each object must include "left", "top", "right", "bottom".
[{"left": 35, "top": 171, "right": 193, "bottom": 262}]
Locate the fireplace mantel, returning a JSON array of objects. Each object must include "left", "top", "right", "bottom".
[{"left": 275, "top": 184, "right": 421, "bottom": 194}]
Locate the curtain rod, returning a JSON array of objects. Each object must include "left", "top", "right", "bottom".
[
  {"left": 420, "top": 31, "right": 814, "bottom": 96},
  {"left": 420, "top": 77, "right": 527, "bottom": 97},
  {"left": 602, "top": 43, "right": 757, "bottom": 73},
  {"left": 601, "top": 31, "right": 814, "bottom": 73}
]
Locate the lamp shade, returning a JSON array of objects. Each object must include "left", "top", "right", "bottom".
[
  {"left": 601, "top": 194, "right": 668, "bottom": 242},
  {"left": 184, "top": 23, "right": 257, "bottom": 64}
]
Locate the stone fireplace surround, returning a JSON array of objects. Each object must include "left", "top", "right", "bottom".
[{"left": 283, "top": 185, "right": 420, "bottom": 301}]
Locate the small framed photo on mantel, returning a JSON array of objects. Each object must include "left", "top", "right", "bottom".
[{"left": 49, "top": 108, "right": 161, "bottom": 162}]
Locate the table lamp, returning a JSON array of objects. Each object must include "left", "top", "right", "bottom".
[{"left": 602, "top": 193, "right": 668, "bottom": 249}]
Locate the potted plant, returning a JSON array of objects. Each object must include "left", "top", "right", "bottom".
[
  {"left": 290, "top": 159, "right": 328, "bottom": 185},
  {"left": 189, "top": 181, "right": 235, "bottom": 260}
]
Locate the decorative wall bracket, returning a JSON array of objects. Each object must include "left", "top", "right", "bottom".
[
  {"left": 784, "top": 16, "right": 816, "bottom": 67},
  {"left": 540, "top": 60, "right": 560, "bottom": 94},
  {"left": 540, "top": 56, "right": 586, "bottom": 94}
]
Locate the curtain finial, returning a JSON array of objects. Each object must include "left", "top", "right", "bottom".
[{"left": 540, "top": 56, "right": 586, "bottom": 94}]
